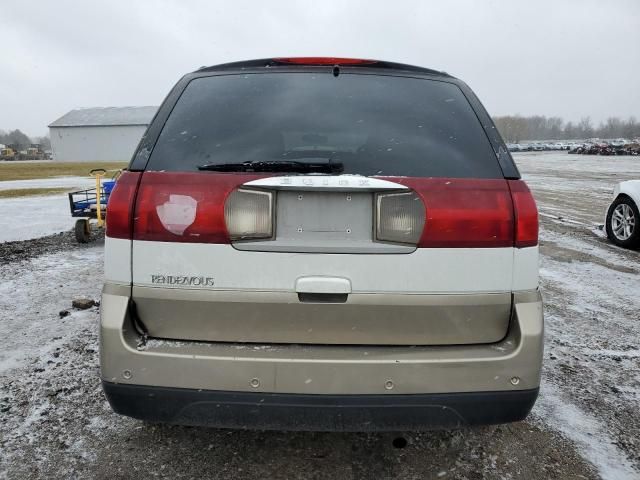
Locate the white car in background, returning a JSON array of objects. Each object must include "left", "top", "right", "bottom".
[{"left": 606, "top": 180, "right": 640, "bottom": 249}]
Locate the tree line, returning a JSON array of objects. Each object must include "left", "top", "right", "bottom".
[
  {"left": 492, "top": 116, "right": 640, "bottom": 143},
  {"left": 0, "top": 129, "right": 51, "bottom": 150}
]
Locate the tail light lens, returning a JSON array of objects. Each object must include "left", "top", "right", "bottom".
[
  {"left": 379, "top": 178, "right": 515, "bottom": 248},
  {"left": 132, "top": 172, "right": 265, "bottom": 243},
  {"left": 376, "top": 191, "right": 425, "bottom": 244},
  {"left": 224, "top": 189, "right": 274, "bottom": 240},
  {"left": 508, "top": 180, "right": 539, "bottom": 247},
  {"left": 105, "top": 171, "right": 141, "bottom": 239}
]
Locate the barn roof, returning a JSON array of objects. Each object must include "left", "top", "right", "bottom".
[{"left": 49, "top": 106, "right": 158, "bottom": 128}]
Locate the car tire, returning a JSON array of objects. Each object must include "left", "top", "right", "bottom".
[
  {"left": 75, "top": 219, "right": 91, "bottom": 243},
  {"left": 606, "top": 195, "right": 640, "bottom": 249}
]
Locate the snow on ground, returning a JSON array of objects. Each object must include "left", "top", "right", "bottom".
[
  {"left": 0, "top": 247, "right": 103, "bottom": 373},
  {"left": 0, "top": 176, "right": 96, "bottom": 243},
  {"left": 518, "top": 151, "right": 640, "bottom": 227},
  {"left": 533, "top": 381, "right": 638, "bottom": 480},
  {"left": 515, "top": 152, "right": 640, "bottom": 478},
  {"left": 530, "top": 226, "right": 640, "bottom": 479},
  {"left": 518, "top": 151, "right": 640, "bottom": 177},
  {"left": 0, "top": 194, "right": 90, "bottom": 242},
  {"left": 0, "top": 176, "right": 93, "bottom": 191}
]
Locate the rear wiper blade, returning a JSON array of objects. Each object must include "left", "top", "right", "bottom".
[{"left": 197, "top": 160, "right": 343, "bottom": 174}]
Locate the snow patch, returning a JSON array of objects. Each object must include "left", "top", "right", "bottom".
[
  {"left": 0, "top": 176, "right": 93, "bottom": 191},
  {"left": 0, "top": 247, "right": 103, "bottom": 374},
  {"left": 534, "top": 382, "right": 639, "bottom": 480},
  {"left": 0, "top": 194, "right": 84, "bottom": 242}
]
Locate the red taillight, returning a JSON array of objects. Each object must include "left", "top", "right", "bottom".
[
  {"left": 508, "top": 180, "right": 539, "bottom": 248},
  {"left": 273, "top": 57, "right": 376, "bottom": 65},
  {"left": 121, "top": 172, "right": 538, "bottom": 248},
  {"left": 105, "top": 171, "right": 141, "bottom": 239},
  {"left": 381, "top": 178, "right": 515, "bottom": 248},
  {"left": 132, "top": 172, "right": 265, "bottom": 243}
]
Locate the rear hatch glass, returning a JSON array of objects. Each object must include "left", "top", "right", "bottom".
[{"left": 145, "top": 72, "right": 502, "bottom": 178}]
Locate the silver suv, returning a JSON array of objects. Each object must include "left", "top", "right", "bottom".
[{"left": 101, "top": 57, "right": 543, "bottom": 431}]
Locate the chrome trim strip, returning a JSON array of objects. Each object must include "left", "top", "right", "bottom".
[{"left": 243, "top": 175, "right": 409, "bottom": 191}]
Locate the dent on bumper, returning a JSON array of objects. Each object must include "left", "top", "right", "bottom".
[{"left": 100, "top": 284, "right": 544, "bottom": 397}]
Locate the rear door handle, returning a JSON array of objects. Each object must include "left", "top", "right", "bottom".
[
  {"left": 297, "top": 292, "right": 348, "bottom": 303},
  {"left": 295, "top": 276, "right": 352, "bottom": 294}
]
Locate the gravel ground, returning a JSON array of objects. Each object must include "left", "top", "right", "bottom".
[
  {"left": 1, "top": 152, "right": 639, "bottom": 479},
  {"left": 0, "top": 229, "right": 103, "bottom": 264}
]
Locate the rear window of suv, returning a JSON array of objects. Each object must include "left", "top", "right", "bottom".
[{"left": 147, "top": 72, "right": 502, "bottom": 178}]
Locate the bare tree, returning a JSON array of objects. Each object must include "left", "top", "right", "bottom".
[
  {"left": 622, "top": 117, "right": 638, "bottom": 139},
  {"left": 0, "top": 129, "right": 32, "bottom": 150},
  {"left": 577, "top": 117, "right": 593, "bottom": 139}
]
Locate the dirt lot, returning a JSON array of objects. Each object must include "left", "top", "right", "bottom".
[{"left": 1, "top": 152, "right": 639, "bottom": 479}]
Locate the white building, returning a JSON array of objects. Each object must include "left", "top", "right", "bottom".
[{"left": 48, "top": 106, "right": 157, "bottom": 162}]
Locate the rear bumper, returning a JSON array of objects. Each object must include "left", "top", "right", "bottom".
[
  {"left": 102, "top": 381, "right": 539, "bottom": 431},
  {"left": 100, "top": 284, "right": 543, "bottom": 429}
]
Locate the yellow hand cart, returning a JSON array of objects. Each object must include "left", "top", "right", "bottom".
[{"left": 68, "top": 168, "right": 121, "bottom": 243}]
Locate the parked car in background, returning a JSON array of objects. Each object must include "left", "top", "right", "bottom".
[
  {"left": 100, "top": 57, "right": 542, "bottom": 431},
  {"left": 507, "top": 143, "right": 529, "bottom": 152},
  {"left": 606, "top": 180, "right": 640, "bottom": 249}
]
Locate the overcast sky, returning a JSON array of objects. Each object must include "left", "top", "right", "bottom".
[{"left": 1, "top": 0, "right": 639, "bottom": 136}]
